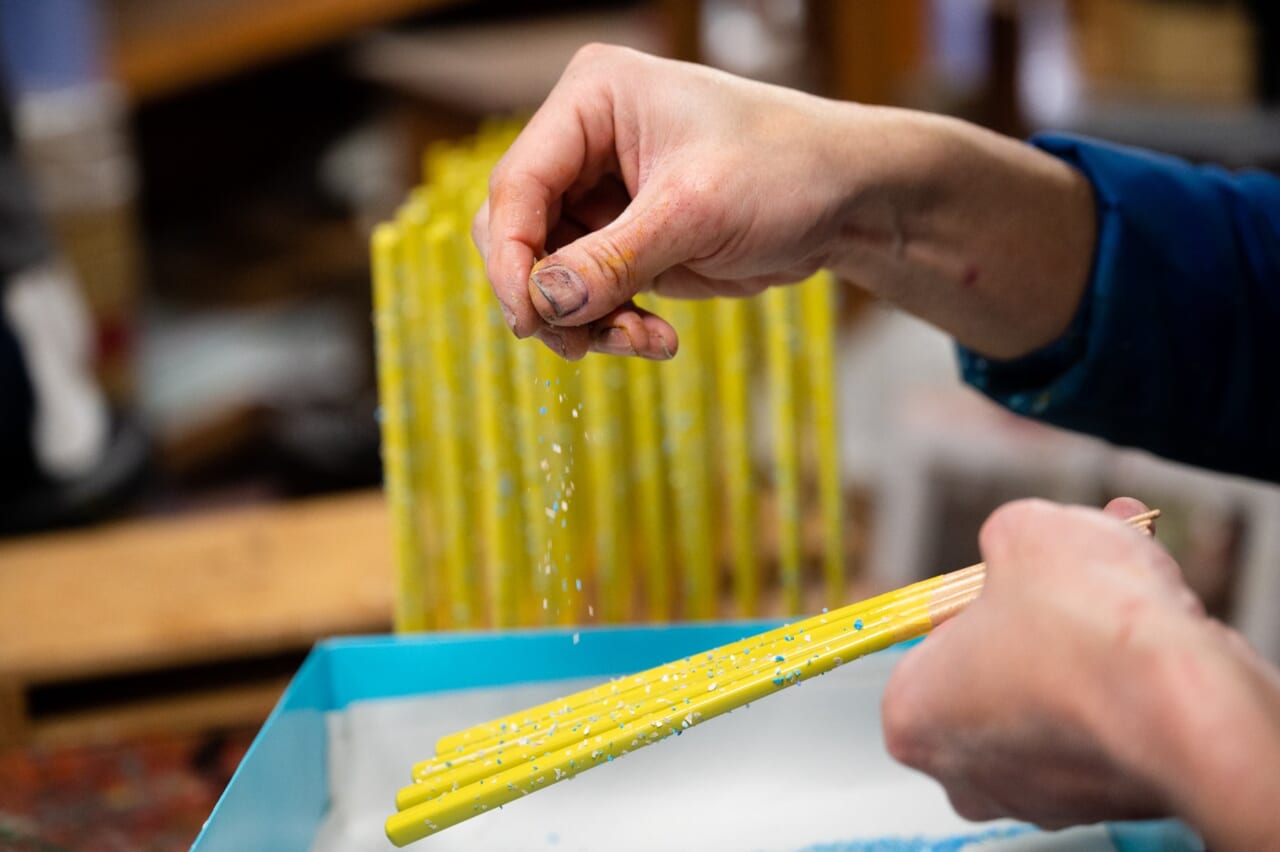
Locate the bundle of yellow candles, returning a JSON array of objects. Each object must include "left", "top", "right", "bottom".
[
  {"left": 382, "top": 509, "right": 1161, "bottom": 846},
  {"left": 372, "top": 123, "right": 845, "bottom": 631}
]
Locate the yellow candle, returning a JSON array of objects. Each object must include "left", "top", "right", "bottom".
[
  {"left": 712, "top": 297, "right": 758, "bottom": 616},
  {"left": 626, "top": 354, "right": 669, "bottom": 621},
  {"left": 510, "top": 337, "right": 548, "bottom": 626},
  {"left": 372, "top": 223, "right": 430, "bottom": 631},
  {"left": 657, "top": 297, "right": 715, "bottom": 619},
  {"left": 801, "top": 273, "right": 844, "bottom": 609},
  {"left": 422, "top": 218, "right": 474, "bottom": 628},
  {"left": 581, "top": 352, "right": 631, "bottom": 621},
  {"left": 533, "top": 342, "right": 577, "bottom": 625},
  {"left": 462, "top": 217, "right": 517, "bottom": 626},
  {"left": 764, "top": 285, "right": 802, "bottom": 615}
]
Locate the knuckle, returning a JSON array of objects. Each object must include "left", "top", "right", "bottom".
[
  {"left": 571, "top": 42, "right": 619, "bottom": 68},
  {"left": 978, "top": 498, "right": 1048, "bottom": 559},
  {"left": 880, "top": 684, "right": 925, "bottom": 769},
  {"left": 583, "top": 232, "right": 638, "bottom": 296},
  {"left": 947, "top": 789, "right": 998, "bottom": 822}
]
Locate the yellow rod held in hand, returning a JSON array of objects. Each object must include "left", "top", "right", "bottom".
[
  {"left": 429, "top": 567, "right": 965, "bottom": 757},
  {"left": 397, "top": 574, "right": 985, "bottom": 809},
  {"left": 385, "top": 582, "right": 966, "bottom": 847}
]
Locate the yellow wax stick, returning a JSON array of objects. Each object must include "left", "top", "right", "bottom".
[
  {"left": 372, "top": 224, "right": 430, "bottom": 632},
  {"left": 712, "top": 297, "right": 758, "bottom": 616},
  {"left": 400, "top": 203, "right": 448, "bottom": 628},
  {"left": 401, "top": 573, "right": 985, "bottom": 801},
  {"left": 657, "top": 298, "right": 715, "bottom": 619},
  {"left": 764, "top": 285, "right": 802, "bottom": 614},
  {"left": 464, "top": 234, "right": 516, "bottom": 628},
  {"left": 554, "top": 357, "right": 586, "bottom": 626},
  {"left": 385, "top": 586, "right": 971, "bottom": 846},
  {"left": 533, "top": 345, "right": 576, "bottom": 625},
  {"left": 430, "top": 564, "right": 967, "bottom": 758},
  {"left": 422, "top": 219, "right": 474, "bottom": 628},
  {"left": 511, "top": 340, "right": 547, "bottom": 626},
  {"left": 426, "top": 511, "right": 1156, "bottom": 768},
  {"left": 800, "top": 274, "right": 844, "bottom": 609},
  {"left": 400, "top": 210, "right": 440, "bottom": 630},
  {"left": 626, "top": 356, "right": 669, "bottom": 620},
  {"left": 581, "top": 354, "right": 625, "bottom": 621}
]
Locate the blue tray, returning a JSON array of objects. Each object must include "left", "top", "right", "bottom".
[{"left": 194, "top": 624, "right": 1201, "bottom": 852}]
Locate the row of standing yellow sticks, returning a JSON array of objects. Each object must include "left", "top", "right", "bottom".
[{"left": 373, "top": 130, "right": 844, "bottom": 631}]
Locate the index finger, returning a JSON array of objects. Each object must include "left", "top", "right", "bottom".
[{"left": 483, "top": 66, "right": 618, "bottom": 338}]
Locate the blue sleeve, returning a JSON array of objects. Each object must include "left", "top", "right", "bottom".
[{"left": 958, "top": 133, "right": 1280, "bottom": 482}]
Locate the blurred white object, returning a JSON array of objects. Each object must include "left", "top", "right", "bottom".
[
  {"left": 870, "top": 386, "right": 1280, "bottom": 663},
  {"left": 836, "top": 303, "right": 959, "bottom": 486},
  {"left": 3, "top": 258, "right": 109, "bottom": 479},
  {"left": 701, "top": 0, "right": 809, "bottom": 85},
  {"left": 351, "top": 9, "right": 667, "bottom": 114}
]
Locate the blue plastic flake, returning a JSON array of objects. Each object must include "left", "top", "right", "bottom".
[
  {"left": 575, "top": 579, "right": 582, "bottom": 590},
  {"left": 774, "top": 655, "right": 785, "bottom": 662},
  {"left": 539, "top": 406, "right": 547, "bottom": 415},
  {"left": 854, "top": 619, "right": 863, "bottom": 631}
]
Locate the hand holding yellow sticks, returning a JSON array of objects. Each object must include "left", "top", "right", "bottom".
[{"left": 384, "top": 509, "right": 1158, "bottom": 847}]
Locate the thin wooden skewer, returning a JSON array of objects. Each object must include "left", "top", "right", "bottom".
[{"left": 385, "top": 510, "right": 1158, "bottom": 845}]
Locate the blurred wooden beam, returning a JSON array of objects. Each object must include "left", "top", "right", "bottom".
[
  {"left": 107, "top": 0, "right": 466, "bottom": 102},
  {"left": 811, "top": 0, "right": 925, "bottom": 104},
  {"left": 0, "top": 489, "right": 393, "bottom": 745}
]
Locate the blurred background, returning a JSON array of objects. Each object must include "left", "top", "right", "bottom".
[{"left": 1, "top": 0, "right": 1278, "bottom": 848}]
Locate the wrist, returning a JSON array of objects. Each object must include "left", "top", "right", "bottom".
[
  {"left": 821, "top": 105, "right": 1096, "bottom": 360},
  {"left": 1098, "top": 613, "right": 1280, "bottom": 847}
]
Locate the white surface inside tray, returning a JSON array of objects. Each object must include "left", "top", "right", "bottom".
[{"left": 311, "top": 650, "right": 1121, "bottom": 852}]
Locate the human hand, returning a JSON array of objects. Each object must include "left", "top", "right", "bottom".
[
  {"left": 473, "top": 44, "right": 868, "bottom": 360},
  {"left": 881, "top": 498, "right": 1280, "bottom": 846}
]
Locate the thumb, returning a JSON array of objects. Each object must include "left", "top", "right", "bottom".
[
  {"left": 1102, "top": 496, "right": 1152, "bottom": 525},
  {"left": 528, "top": 190, "right": 696, "bottom": 326}
]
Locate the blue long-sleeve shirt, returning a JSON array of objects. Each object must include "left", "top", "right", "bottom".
[{"left": 958, "top": 133, "right": 1280, "bottom": 483}]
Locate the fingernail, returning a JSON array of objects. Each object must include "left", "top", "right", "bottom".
[
  {"left": 541, "top": 328, "right": 568, "bottom": 358},
  {"left": 595, "top": 327, "right": 637, "bottom": 357},
  {"left": 645, "top": 330, "right": 675, "bottom": 361},
  {"left": 530, "top": 265, "right": 588, "bottom": 319}
]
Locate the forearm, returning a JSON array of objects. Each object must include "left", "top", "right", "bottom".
[
  {"left": 824, "top": 106, "right": 1096, "bottom": 360},
  {"left": 1095, "top": 613, "right": 1280, "bottom": 849},
  {"left": 1162, "top": 632, "right": 1280, "bottom": 849}
]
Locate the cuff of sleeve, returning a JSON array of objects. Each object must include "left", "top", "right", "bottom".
[{"left": 955, "top": 133, "right": 1101, "bottom": 418}]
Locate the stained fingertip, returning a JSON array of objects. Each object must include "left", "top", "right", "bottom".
[
  {"left": 592, "top": 326, "right": 639, "bottom": 357},
  {"left": 641, "top": 321, "right": 677, "bottom": 361},
  {"left": 488, "top": 248, "right": 539, "bottom": 339},
  {"left": 537, "top": 326, "right": 590, "bottom": 361}
]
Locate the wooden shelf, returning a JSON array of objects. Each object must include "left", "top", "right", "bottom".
[
  {"left": 107, "top": 0, "right": 465, "bottom": 102},
  {"left": 29, "top": 676, "right": 293, "bottom": 748},
  {"left": 0, "top": 490, "right": 393, "bottom": 746}
]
